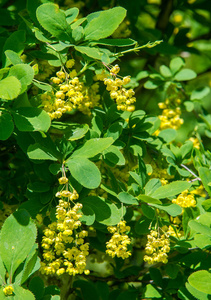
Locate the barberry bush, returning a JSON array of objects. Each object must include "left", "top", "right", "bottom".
[{"left": 0, "top": 0, "right": 211, "bottom": 299}]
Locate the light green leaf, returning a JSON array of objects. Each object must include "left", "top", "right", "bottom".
[
  {"left": 71, "top": 138, "right": 113, "bottom": 158},
  {"left": 36, "top": 3, "right": 71, "bottom": 40},
  {"left": 144, "top": 284, "right": 162, "bottom": 298},
  {"left": 75, "top": 46, "right": 102, "bottom": 60},
  {"left": 13, "top": 107, "right": 51, "bottom": 132},
  {"left": 5, "top": 50, "right": 23, "bottom": 65},
  {"left": 191, "top": 87, "right": 210, "bottom": 100},
  {"left": 103, "top": 145, "right": 125, "bottom": 166},
  {"left": 198, "top": 167, "right": 211, "bottom": 197},
  {"left": 188, "top": 270, "right": 211, "bottom": 294},
  {"left": 27, "top": 143, "right": 58, "bottom": 161},
  {"left": 160, "top": 65, "right": 172, "bottom": 78},
  {"left": 94, "top": 38, "right": 136, "bottom": 47},
  {"left": 138, "top": 195, "right": 162, "bottom": 205},
  {"left": 9, "top": 64, "right": 34, "bottom": 93},
  {"left": 174, "top": 69, "right": 197, "bottom": 81},
  {"left": 118, "top": 192, "right": 139, "bottom": 205},
  {"left": 84, "top": 7, "right": 126, "bottom": 40},
  {"left": 0, "top": 210, "right": 37, "bottom": 279},
  {"left": 81, "top": 205, "right": 95, "bottom": 225},
  {"left": 100, "top": 199, "right": 122, "bottom": 225},
  {"left": 3, "top": 30, "right": 26, "bottom": 67},
  {"left": 0, "top": 112, "right": 14, "bottom": 140},
  {"left": 0, "top": 256, "right": 6, "bottom": 286},
  {"left": 188, "top": 220, "right": 211, "bottom": 237},
  {"left": 150, "top": 181, "right": 192, "bottom": 199},
  {"left": 66, "top": 124, "right": 89, "bottom": 141},
  {"left": 0, "top": 76, "right": 21, "bottom": 100},
  {"left": 13, "top": 284, "right": 35, "bottom": 300},
  {"left": 150, "top": 203, "right": 182, "bottom": 216},
  {"left": 158, "top": 128, "right": 177, "bottom": 143},
  {"left": 186, "top": 282, "right": 210, "bottom": 300},
  {"left": 65, "top": 7, "right": 79, "bottom": 24},
  {"left": 169, "top": 57, "right": 185, "bottom": 74},
  {"left": 66, "top": 158, "right": 101, "bottom": 189},
  {"left": 144, "top": 179, "right": 162, "bottom": 196}
]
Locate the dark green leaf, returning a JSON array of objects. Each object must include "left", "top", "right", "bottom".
[{"left": 0, "top": 112, "right": 14, "bottom": 140}]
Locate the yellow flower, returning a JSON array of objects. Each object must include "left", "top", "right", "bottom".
[{"left": 3, "top": 286, "right": 14, "bottom": 296}]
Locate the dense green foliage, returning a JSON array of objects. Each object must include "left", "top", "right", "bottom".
[{"left": 0, "top": 0, "right": 211, "bottom": 299}]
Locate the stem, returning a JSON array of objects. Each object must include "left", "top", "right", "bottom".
[
  {"left": 113, "top": 40, "right": 163, "bottom": 58},
  {"left": 180, "top": 164, "right": 201, "bottom": 181}
]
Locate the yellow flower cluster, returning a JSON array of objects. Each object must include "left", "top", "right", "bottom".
[
  {"left": 191, "top": 185, "right": 206, "bottom": 198},
  {"left": 106, "top": 220, "right": 131, "bottom": 259},
  {"left": 40, "top": 177, "right": 90, "bottom": 276},
  {"left": 157, "top": 97, "right": 183, "bottom": 131},
  {"left": 172, "top": 190, "right": 196, "bottom": 208},
  {"left": 40, "top": 60, "right": 101, "bottom": 119},
  {"left": 3, "top": 285, "right": 14, "bottom": 296},
  {"left": 144, "top": 230, "right": 170, "bottom": 264},
  {"left": 103, "top": 64, "right": 136, "bottom": 112},
  {"left": 189, "top": 137, "right": 200, "bottom": 149}
]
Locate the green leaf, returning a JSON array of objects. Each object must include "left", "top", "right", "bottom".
[
  {"left": 66, "top": 124, "right": 89, "bottom": 141},
  {"left": 36, "top": 3, "right": 71, "bottom": 41},
  {"left": 143, "top": 284, "right": 162, "bottom": 298},
  {"left": 198, "top": 167, "right": 211, "bottom": 197},
  {"left": 29, "top": 277, "right": 44, "bottom": 299},
  {"left": 174, "top": 69, "right": 197, "bottom": 81},
  {"left": 71, "top": 138, "right": 113, "bottom": 158},
  {"left": 84, "top": 7, "right": 126, "bottom": 40},
  {"left": 5, "top": 50, "right": 23, "bottom": 65},
  {"left": 170, "top": 57, "right": 185, "bottom": 74},
  {"left": 0, "top": 209, "right": 37, "bottom": 278},
  {"left": 100, "top": 199, "right": 122, "bottom": 225},
  {"left": 0, "top": 112, "right": 14, "bottom": 140},
  {"left": 73, "top": 280, "right": 100, "bottom": 300},
  {"left": 118, "top": 192, "right": 139, "bottom": 205},
  {"left": 158, "top": 128, "right": 177, "bottom": 143},
  {"left": 3, "top": 30, "right": 26, "bottom": 67},
  {"left": 138, "top": 195, "right": 162, "bottom": 205},
  {"left": 81, "top": 205, "right": 95, "bottom": 225},
  {"left": 66, "top": 158, "right": 101, "bottom": 189},
  {"left": 13, "top": 107, "right": 51, "bottom": 132},
  {"left": 95, "top": 38, "right": 136, "bottom": 47},
  {"left": 27, "top": 143, "right": 58, "bottom": 161},
  {"left": 82, "top": 196, "right": 111, "bottom": 223},
  {"left": 75, "top": 46, "right": 102, "bottom": 60},
  {"left": 150, "top": 203, "right": 182, "bottom": 216},
  {"left": 13, "top": 284, "right": 35, "bottom": 300},
  {"left": 188, "top": 220, "right": 211, "bottom": 237},
  {"left": 191, "top": 87, "right": 210, "bottom": 100},
  {"left": 0, "top": 76, "right": 21, "bottom": 100},
  {"left": 188, "top": 270, "right": 211, "bottom": 294},
  {"left": 159, "top": 65, "right": 172, "bottom": 78},
  {"left": 150, "top": 181, "right": 192, "bottom": 199},
  {"left": 103, "top": 145, "right": 125, "bottom": 166},
  {"left": 144, "top": 179, "right": 162, "bottom": 196},
  {"left": 20, "top": 246, "right": 40, "bottom": 285},
  {"left": 9, "top": 64, "right": 34, "bottom": 93},
  {"left": 65, "top": 7, "right": 79, "bottom": 24},
  {"left": 33, "top": 80, "right": 52, "bottom": 91},
  {"left": 186, "top": 282, "right": 210, "bottom": 300},
  {"left": 0, "top": 256, "right": 6, "bottom": 286}
]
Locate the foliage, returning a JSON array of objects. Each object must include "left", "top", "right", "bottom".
[{"left": 0, "top": 0, "right": 211, "bottom": 299}]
